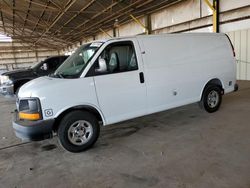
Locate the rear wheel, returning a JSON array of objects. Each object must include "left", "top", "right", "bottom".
[
  {"left": 58, "top": 110, "right": 100, "bottom": 152},
  {"left": 200, "top": 85, "right": 222, "bottom": 113}
]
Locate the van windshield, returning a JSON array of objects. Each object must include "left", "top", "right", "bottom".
[{"left": 54, "top": 42, "right": 102, "bottom": 78}]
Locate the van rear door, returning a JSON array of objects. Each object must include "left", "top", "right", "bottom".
[{"left": 91, "top": 39, "right": 147, "bottom": 124}]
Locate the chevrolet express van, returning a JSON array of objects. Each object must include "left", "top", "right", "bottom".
[{"left": 13, "top": 33, "right": 238, "bottom": 152}]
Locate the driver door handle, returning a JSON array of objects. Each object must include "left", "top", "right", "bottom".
[{"left": 139, "top": 72, "right": 144, "bottom": 83}]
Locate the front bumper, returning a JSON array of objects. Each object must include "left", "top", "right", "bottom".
[
  {"left": 0, "top": 84, "right": 14, "bottom": 95},
  {"left": 12, "top": 111, "right": 55, "bottom": 141}
]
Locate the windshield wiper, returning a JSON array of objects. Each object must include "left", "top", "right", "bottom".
[
  {"left": 60, "top": 74, "right": 77, "bottom": 78},
  {"left": 50, "top": 72, "right": 77, "bottom": 79},
  {"left": 51, "top": 72, "right": 64, "bottom": 78},
  {"left": 57, "top": 73, "right": 64, "bottom": 78}
]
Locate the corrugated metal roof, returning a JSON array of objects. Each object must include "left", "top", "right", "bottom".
[{"left": 0, "top": 0, "right": 182, "bottom": 50}]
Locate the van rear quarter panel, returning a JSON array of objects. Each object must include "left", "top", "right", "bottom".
[{"left": 137, "top": 33, "right": 235, "bottom": 113}]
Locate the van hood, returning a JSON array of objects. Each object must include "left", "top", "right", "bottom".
[{"left": 18, "top": 76, "right": 66, "bottom": 98}]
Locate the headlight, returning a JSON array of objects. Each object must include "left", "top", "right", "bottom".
[
  {"left": 18, "top": 98, "right": 42, "bottom": 121},
  {"left": 0, "top": 75, "right": 13, "bottom": 85}
]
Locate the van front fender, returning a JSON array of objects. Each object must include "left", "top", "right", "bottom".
[{"left": 54, "top": 103, "right": 106, "bottom": 126}]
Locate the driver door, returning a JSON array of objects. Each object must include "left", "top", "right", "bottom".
[{"left": 87, "top": 40, "right": 147, "bottom": 124}]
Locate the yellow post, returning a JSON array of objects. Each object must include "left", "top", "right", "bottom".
[
  {"left": 99, "top": 28, "right": 112, "bottom": 38},
  {"left": 129, "top": 14, "right": 149, "bottom": 34},
  {"left": 204, "top": 0, "right": 217, "bottom": 32},
  {"left": 213, "top": 0, "right": 217, "bottom": 32}
]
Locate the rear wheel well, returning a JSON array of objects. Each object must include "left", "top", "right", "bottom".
[
  {"left": 53, "top": 106, "right": 103, "bottom": 132},
  {"left": 201, "top": 78, "right": 224, "bottom": 99},
  {"left": 207, "top": 79, "right": 223, "bottom": 88}
]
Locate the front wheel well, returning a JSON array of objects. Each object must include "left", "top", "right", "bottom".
[
  {"left": 14, "top": 80, "right": 30, "bottom": 92},
  {"left": 53, "top": 106, "right": 103, "bottom": 132}
]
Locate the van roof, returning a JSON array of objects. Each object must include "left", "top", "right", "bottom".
[{"left": 89, "top": 32, "right": 225, "bottom": 44}]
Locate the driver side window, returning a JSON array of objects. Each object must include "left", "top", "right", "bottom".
[{"left": 88, "top": 41, "right": 138, "bottom": 76}]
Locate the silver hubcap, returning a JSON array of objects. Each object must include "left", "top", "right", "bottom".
[
  {"left": 207, "top": 90, "right": 219, "bottom": 108},
  {"left": 68, "top": 120, "right": 93, "bottom": 146}
]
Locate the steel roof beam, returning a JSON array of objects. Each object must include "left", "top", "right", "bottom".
[
  {"left": 0, "top": 10, "right": 6, "bottom": 34},
  {"left": 33, "top": 0, "right": 78, "bottom": 45},
  {"left": 21, "top": 0, "right": 32, "bottom": 34},
  {"left": 30, "top": 1, "right": 51, "bottom": 35},
  {"left": 62, "top": 1, "right": 120, "bottom": 39},
  {"left": 23, "top": 0, "right": 59, "bottom": 11},
  {"left": 52, "top": 0, "right": 96, "bottom": 36},
  {"left": 66, "top": 0, "right": 151, "bottom": 42}
]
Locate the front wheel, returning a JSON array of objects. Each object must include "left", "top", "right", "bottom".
[
  {"left": 200, "top": 85, "right": 222, "bottom": 113},
  {"left": 58, "top": 111, "right": 100, "bottom": 152}
]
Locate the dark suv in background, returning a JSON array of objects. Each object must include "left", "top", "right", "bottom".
[{"left": 0, "top": 55, "right": 69, "bottom": 95}]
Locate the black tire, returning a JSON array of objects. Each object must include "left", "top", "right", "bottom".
[
  {"left": 58, "top": 110, "right": 100, "bottom": 153},
  {"left": 200, "top": 84, "right": 222, "bottom": 113}
]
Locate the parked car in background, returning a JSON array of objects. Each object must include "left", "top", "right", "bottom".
[
  {"left": 0, "top": 70, "right": 7, "bottom": 75},
  {"left": 0, "top": 55, "right": 69, "bottom": 95}
]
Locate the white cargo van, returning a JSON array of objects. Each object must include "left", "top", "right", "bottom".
[{"left": 13, "top": 33, "right": 238, "bottom": 152}]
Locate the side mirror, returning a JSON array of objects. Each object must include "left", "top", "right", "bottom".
[
  {"left": 95, "top": 58, "right": 107, "bottom": 73},
  {"left": 41, "top": 63, "right": 48, "bottom": 71}
]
